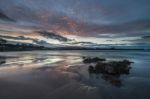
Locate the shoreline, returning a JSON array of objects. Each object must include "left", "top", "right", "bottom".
[{"left": 0, "top": 49, "right": 150, "bottom": 52}]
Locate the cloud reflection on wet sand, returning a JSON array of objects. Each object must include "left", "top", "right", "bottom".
[{"left": 0, "top": 50, "right": 150, "bottom": 99}]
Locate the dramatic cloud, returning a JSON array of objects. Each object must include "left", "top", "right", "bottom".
[
  {"left": 0, "top": 11, "right": 14, "bottom": 22},
  {"left": 0, "top": 0, "right": 150, "bottom": 46}
]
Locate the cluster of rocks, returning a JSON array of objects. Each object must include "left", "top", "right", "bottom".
[
  {"left": 82, "top": 56, "right": 133, "bottom": 75},
  {"left": 82, "top": 57, "right": 133, "bottom": 87},
  {"left": 88, "top": 60, "right": 132, "bottom": 75}
]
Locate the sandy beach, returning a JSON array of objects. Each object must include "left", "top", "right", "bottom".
[{"left": 0, "top": 50, "right": 150, "bottom": 99}]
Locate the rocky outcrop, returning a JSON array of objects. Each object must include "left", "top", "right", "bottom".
[
  {"left": 88, "top": 59, "right": 132, "bottom": 75},
  {"left": 82, "top": 57, "right": 106, "bottom": 63},
  {"left": 83, "top": 57, "right": 133, "bottom": 87}
]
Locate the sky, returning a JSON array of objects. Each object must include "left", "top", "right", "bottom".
[{"left": 0, "top": 0, "right": 150, "bottom": 47}]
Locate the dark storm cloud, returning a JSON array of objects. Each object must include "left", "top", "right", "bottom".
[
  {"left": 0, "top": 11, "right": 15, "bottom": 22},
  {"left": 142, "top": 36, "right": 150, "bottom": 39},
  {"left": 37, "top": 31, "right": 70, "bottom": 42},
  {"left": 0, "top": 35, "right": 35, "bottom": 41}
]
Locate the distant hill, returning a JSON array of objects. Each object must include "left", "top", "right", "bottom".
[{"left": 0, "top": 38, "right": 46, "bottom": 51}]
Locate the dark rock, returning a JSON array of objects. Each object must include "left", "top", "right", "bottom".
[
  {"left": 82, "top": 57, "right": 106, "bottom": 63},
  {"left": 0, "top": 60, "right": 5, "bottom": 65},
  {"left": 94, "top": 60, "right": 132, "bottom": 75}
]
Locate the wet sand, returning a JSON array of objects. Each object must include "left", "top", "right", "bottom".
[{"left": 0, "top": 50, "right": 150, "bottom": 99}]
